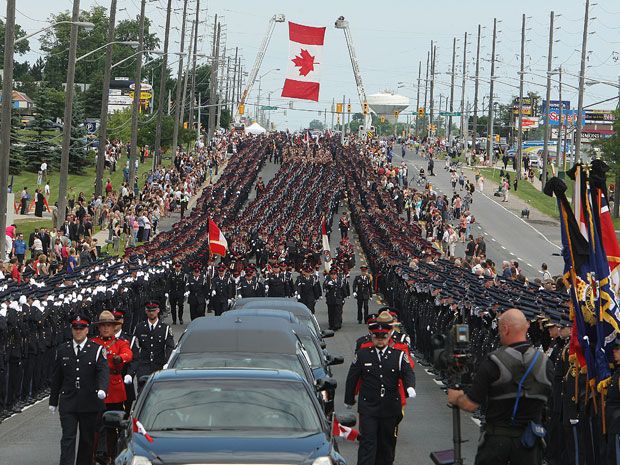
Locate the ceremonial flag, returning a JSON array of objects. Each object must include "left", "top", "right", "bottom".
[
  {"left": 332, "top": 417, "right": 359, "bottom": 441},
  {"left": 596, "top": 184, "right": 620, "bottom": 294},
  {"left": 209, "top": 219, "right": 228, "bottom": 256},
  {"left": 321, "top": 217, "right": 330, "bottom": 253},
  {"left": 281, "top": 22, "right": 326, "bottom": 102},
  {"left": 133, "top": 418, "right": 154, "bottom": 443}
]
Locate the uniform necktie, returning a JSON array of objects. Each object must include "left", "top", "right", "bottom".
[{"left": 76, "top": 344, "right": 82, "bottom": 356}]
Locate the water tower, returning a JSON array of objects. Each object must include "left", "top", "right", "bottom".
[{"left": 367, "top": 91, "right": 410, "bottom": 124}]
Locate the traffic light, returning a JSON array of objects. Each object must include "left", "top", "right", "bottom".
[
  {"left": 238, "top": 104, "right": 245, "bottom": 115},
  {"left": 495, "top": 134, "right": 500, "bottom": 143},
  {"left": 380, "top": 116, "right": 385, "bottom": 123},
  {"left": 418, "top": 107, "right": 425, "bottom": 118},
  {"left": 336, "top": 103, "right": 343, "bottom": 114},
  {"left": 347, "top": 103, "right": 352, "bottom": 113},
  {"left": 183, "top": 122, "right": 188, "bottom": 129},
  {"left": 363, "top": 102, "right": 369, "bottom": 115},
  {"left": 393, "top": 110, "right": 399, "bottom": 118}
]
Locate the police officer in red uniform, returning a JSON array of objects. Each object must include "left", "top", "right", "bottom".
[
  {"left": 49, "top": 315, "right": 109, "bottom": 465},
  {"left": 91, "top": 310, "right": 133, "bottom": 462}
]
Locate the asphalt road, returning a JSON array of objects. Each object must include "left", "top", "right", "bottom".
[
  {"left": 399, "top": 145, "right": 564, "bottom": 277},
  {"left": 0, "top": 158, "right": 482, "bottom": 465}
]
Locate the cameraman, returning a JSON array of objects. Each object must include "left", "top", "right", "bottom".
[{"left": 447, "top": 308, "right": 553, "bottom": 465}]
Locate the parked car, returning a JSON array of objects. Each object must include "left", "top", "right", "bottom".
[{"left": 105, "top": 368, "right": 354, "bottom": 465}]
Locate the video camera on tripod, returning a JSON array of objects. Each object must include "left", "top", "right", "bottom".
[{"left": 430, "top": 323, "right": 473, "bottom": 465}]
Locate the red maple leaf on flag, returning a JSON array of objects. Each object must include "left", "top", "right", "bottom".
[{"left": 292, "top": 49, "right": 317, "bottom": 77}]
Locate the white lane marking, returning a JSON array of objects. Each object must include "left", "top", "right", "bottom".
[
  {"left": 501, "top": 245, "right": 506, "bottom": 249},
  {"left": 517, "top": 257, "right": 523, "bottom": 261},
  {"left": 527, "top": 263, "right": 533, "bottom": 267},
  {"left": 510, "top": 252, "right": 516, "bottom": 256},
  {"left": 471, "top": 417, "right": 482, "bottom": 427},
  {"left": 476, "top": 189, "right": 562, "bottom": 250},
  {"left": 433, "top": 379, "right": 444, "bottom": 386},
  {"left": 491, "top": 238, "right": 496, "bottom": 242}
]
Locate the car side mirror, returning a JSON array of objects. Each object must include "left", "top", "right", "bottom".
[
  {"left": 321, "top": 329, "right": 334, "bottom": 339},
  {"left": 316, "top": 377, "right": 337, "bottom": 392},
  {"left": 103, "top": 410, "right": 129, "bottom": 429},
  {"left": 327, "top": 354, "right": 344, "bottom": 366},
  {"left": 334, "top": 412, "right": 357, "bottom": 427}
]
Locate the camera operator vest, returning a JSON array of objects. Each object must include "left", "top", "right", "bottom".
[{"left": 488, "top": 346, "right": 551, "bottom": 402}]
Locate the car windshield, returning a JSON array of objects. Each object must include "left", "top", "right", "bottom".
[
  {"left": 172, "top": 352, "right": 306, "bottom": 378},
  {"left": 139, "top": 379, "right": 322, "bottom": 433},
  {"left": 298, "top": 335, "right": 323, "bottom": 367}
]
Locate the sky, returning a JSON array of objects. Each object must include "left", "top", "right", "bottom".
[{"left": 6, "top": 0, "right": 620, "bottom": 130}]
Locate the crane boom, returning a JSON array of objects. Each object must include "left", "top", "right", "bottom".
[
  {"left": 335, "top": 17, "right": 372, "bottom": 132},
  {"left": 234, "top": 14, "right": 285, "bottom": 122}
]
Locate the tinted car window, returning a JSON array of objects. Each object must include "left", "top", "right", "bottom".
[
  {"left": 172, "top": 353, "right": 306, "bottom": 378},
  {"left": 298, "top": 335, "right": 322, "bottom": 367},
  {"left": 139, "top": 379, "right": 322, "bottom": 433}
]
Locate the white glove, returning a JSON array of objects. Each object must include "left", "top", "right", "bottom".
[
  {"left": 294, "top": 292, "right": 300, "bottom": 299},
  {"left": 184, "top": 291, "right": 190, "bottom": 297},
  {"left": 264, "top": 285, "right": 269, "bottom": 291},
  {"left": 345, "top": 404, "right": 353, "bottom": 410},
  {"left": 164, "top": 292, "right": 169, "bottom": 298},
  {"left": 237, "top": 295, "right": 242, "bottom": 299},
  {"left": 124, "top": 375, "right": 133, "bottom": 384},
  {"left": 97, "top": 390, "right": 107, "bottom": 400},
  {"left": 49, "top": 405, "right": 57, "bottom": 414},
  {"left": 407, "top": 387, "right": 417, "bottom": 399},
  {"left": 353, "top": 292, "right": 357, "bottom": 298},
  {"left": 227, "top": 299, "right": 233, "bottom": 305},
  {"left": 211, "top": 289, "right": 216, "bottom": 296}
]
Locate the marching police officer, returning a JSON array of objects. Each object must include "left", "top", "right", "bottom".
[
  {"left": 265, "top": 263, "right": 289, "bottom": 297},
  {"left": 295, "top": 266, "right": 322, "bottom": 314},
  {"left": 345, "top": 312, "right": 416, "bottom": 465},
  {"left": 49, "top": 315, "right": 109, "bottom": 465},
  {"left": 167, "top": 262, "right": 186, "bottom": 325},
  {"left": 353, "top": 266, "right": 373, "bottom": 323},
  {"left": 210, "top": 265, "right": 234, "bottom": 315},
  {"left": 323, "top": 267, "right": 349, "bottom": 331},
  {"left": 187, "top": 267, "right": 207, "bottom": 321},
  {"left": 448, "top": 308, "right": 553, "bottom": 465},
  {"left": 130, "top": 302, "right": 174, "bottom": 389},
  {"left": 236, "top": 266, "right": 265, "bottom": 298}
]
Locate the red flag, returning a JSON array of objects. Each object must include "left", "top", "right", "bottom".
[
  {"left": 209, "top": 219, "right": 228, "bottom": 257},
  {"left": 281, "top": 22, "right": 326, "bottom": 102},
  {"left": 132, "top": 418, "right": 154, "bottom": 443},
  {"left": 597, "top": 190, "right": 620, "bottom": 293},
  {"left": 332, "top": 417, "right": 359, "bottom": 441}
]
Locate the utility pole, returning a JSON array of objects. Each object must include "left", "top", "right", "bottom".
[
  {"left": 188, "top": 0, "right": 200, "bottom": 130},
  {"left": 423, "top": 50, "right": 429, "bottom": 137},
  {"left": 208, "top": 20, "right": 221, "bottom": 141},
  {"left": 486, "top": 18, "right": 497, "bottom": 161},
  {"left": 541, "top": 11, "right": 554, "bottom": 189},
  {"left": 0, "top": 0, "right": 16, "bottom": 259},
  {"left": 57, "top": 0, "right": 81, "bottom": 226},
  {"left": 460, "top": 32, "right": 467, "bottom": 142},
  {"left": 128, "top": 0, "right": 146, "bottom": 189},
  {"left": 94, "top": 0, "right": 117, "bottom": 197},
  {"left": 171, "top": 0, "right": 188, "bottom": 161},
  {"left": 448, "top": 37, "right": 456, "bottom": 141},
  {"left": 224, "top": 56, "right": 231, "bottom": 117},
  {"left": 341, "top": 95, "right": 346, "bottom": 144},
  {"left": 231, "top": 48, "right": 238, "bottom": 114},
  {"left": 574, "top": 0, "right": 589, "bottom": 163},
  {"left": 516, "top": 14, "right": 526, "bottom": 180},
  {"left": 196, "top": 92, "right": 201, "bottom": 140},
  {"left": 331, "top": 98, "right": 335, "bottom": 130},
  {"left": 472, "top": 24, "right": 481, "bottom": 157},
  {"left": 415, "top": 60, "right": 421, "bottom": 138},
  {"left": 429, "top": 42, "right": 436, "bottom": 139},
  {"left": 556, "top": 66, "right": 564, "bottom": 172},
  {"left": 153, "top": 0, "right": 172, "bottom": 169},
  {"left": 180, "top": 19, "right": 195, "bottom": 129}
]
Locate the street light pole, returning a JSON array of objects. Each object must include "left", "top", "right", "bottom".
[
  {"left": 429, "top": 42, "right": 436, "bottom": 139},
  {"left": 415, "top": 60, "right": 421, "bottom": 138},
  {"left": 171, "top": 0, "right": 189, "bottom": 162},
  {"left": 153, "top": 0, "right": 173, "bottom": 169},
  {"left": 541, "top": 11, "right": 554, "bottom": 189},
  {"left": 0, "top": 0, "right": 16, "bottom": 260},
  {"left": 188, "top": 0, "right": 199, "bottom": 130},
  {"left": 128, "top": 0, "right": 146, "bottom": 189},
  {"left": 448, "top": 37, "right": 456, "bottom": 141},
  {"left": 56, "top": 0, "right": 82, "bottom": 226},
  {"left": 460, "top": 32, "right": 467, "bottom": 143},
  {"left": 472, "top": 24, "right": 481, "bottom": 161},
  {"left": 94, "top": 0, "right": 118, "bottom": 197}
]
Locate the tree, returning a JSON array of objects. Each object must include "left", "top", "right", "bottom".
[
  {"left": 8, "top": 113, "right": 24, "bottom": 175},
  {"left": 0, "top": 18, "right": 29, "bottom": 56},
  {"left": 595, "top": 109, "right": 620, "bottom": 217},
  {"left": 308, "top": 119, "right": 324, "bottom": 130},
  {"left": 68, "top": 93, "right": 91, "bottom": 174}
]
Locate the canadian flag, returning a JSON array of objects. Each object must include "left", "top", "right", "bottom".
[
  {"left": 133, "top": 418, "right": 154, "bottom": 443},
  {"left": 332, "top": 417, "right": 359, "bottom": 441},
  {"left": 281, "top": 22, "right": 326, "bottom": 102},
  {"left": 209, "top": 218, "right": 228, "bottom": 257}
]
